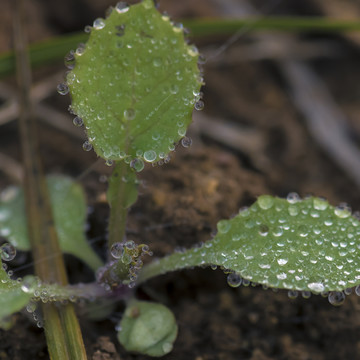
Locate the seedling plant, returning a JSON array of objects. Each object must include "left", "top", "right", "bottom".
[{"left": 2, "top": 0, "right": 360, "bottom": 358}]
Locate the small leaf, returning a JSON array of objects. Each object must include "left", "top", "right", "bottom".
[
  {"left": 0, "top": 258, "right": 32, "bottom": 323},
  {"left": 117, "top": 300, "right": 178, "bottom": 357},
  {"left": 0, "top": 176, "right": 102, "bottom": 271},
  {"left": 67, "top": 0, "right": 202, "bottom": 164},
  {"left": 138, "top": 196, "right": 360, "bottom": 293}
]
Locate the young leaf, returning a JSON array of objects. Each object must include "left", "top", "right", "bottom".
[
  {"left": 0, "top": 176, "right": 102, "bottom": 271},
  {"left": 117, "top": 300, "right": 178, "bottom": 357},
  {"left": 0, "top": 257, "right": 32, "bottom": 324},
  {"left": 138, "top": 195, "right": 360, "bottom": 294},
  {"left": 66, "top": 0, "right": 202, "bottom": 164}
]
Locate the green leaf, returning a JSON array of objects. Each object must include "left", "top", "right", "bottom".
[
  {"left": 138, "top": 195, "right": 360, "bottom": 293},
  {"left": 0, "top": 176, "right": 103, "bottom": 271},
  {"left": 0, "top": 258, "right": 32, "bottom": 324},
  {"left": 67, "top": 0, "right": 202, "bottom": 164},
  {"left": 118, "top": 300, "right": 178, "bottom": 357}
]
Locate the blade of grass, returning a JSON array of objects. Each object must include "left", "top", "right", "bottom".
[
  {"left": 12, "top": 1, "right": 87, "bottom": 359},
  {"left": 2, "top": 16, "right": 360, "bottom": 78}
]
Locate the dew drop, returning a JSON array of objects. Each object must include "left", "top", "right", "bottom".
[
  {"left": 194, "top": 100, "right": 204, "bottom": 111},
  {"left": 181, "top": 136, "right": 192, "bottom": 148},
  {"left": 73, "top": 116, "right": 83, "bottom": 127},
  {"left": 258, "top": 224, "right": 269, "bottom": 236},
  {"left": 287, "top": 192, "right": 300, "bottom": 204},
  {"left": 257, "top": 195, "right": 274, "bottom": 210},
  {"left": 152, "top": 132, "right": 160, "bottom": 141},
  {"left": 277, "top": 273, "right": 287, "bottom": 280},
  {"left": 328, "top": 291, "right": 345, "bottom": 306},
  {"left": 355, "top": 285, "right": 360, "bottom": 296},
  {"left": 187, "top": 45, "right": 199, "bottom": 57},
  {"left": 110, "top": 243, "right": 124, "bottom": 259},
  {"left": 75, "top": 43, "right": 86, "bottom": 56},
  {"left": 170, "top": 85, "right": 179, "bottom": 94},
  {"left": 302, "top": 291, "right": 311, "bottom": 299},
  {"left": 144, "top": 150, "right": 157, "bottom": 162},
  {"left": 288, "top": 290, "right": 298, "bottom": 299},
  {"left": 84, "top": 25, "right": 92, "bottom": 33},
  {"left": 277, "top": 258, "right": 288, "bottom": 266},
  {"left": 0, "top": 243, "right": 16, "bottom": 261},
  {"left": 26, "top": 302, "right": 37, "bottom": 313},
  {"left": 217, "top": 220, "right": 231, "bottom": 234},
  {"left": 173, "top": 22, "right": 184, "bottom": 33},
  {"left": 21, "top": 275, "right": 39, "bottom": 293},
  {"left": 313, "top": 198, "right": 328, "bottom": 210},
  {"left": 57, "top": 83, "right": 69, "bottom": 95},
  {"left": 105, "top": 159, "right": 114, "bottom": 167},
  {"left": 288, "top": 205, "right": 299, "bottom": 216},
  {"left": 344, "top": 288, "right": 352, "bottom": 295},
  {"left": 324, "top": 219, "right": 333, "bottom": 226},
  {"left": 153, "top": 58, "right": 162, "bottom": 67},
  {"left": 82, "top": 141, "right": 92, "bottom": 152},
  {"left": 115, "top": 24, "right": 126, "bottom": 36},
  {"left": 125, "top": 240, "right": 135, "bottom": 250},
  {"left": 115, "top": 2, "right": 130, "bottom": 13},
  {"left": 272, "top": 226, "right": 283, "bottom": 237},
  {"left": 308, "top": 282, "right": 325, "bottom": 293},
  {"left": 227, "top": 273, "right": 242, "bottom": 288},
  {"left": 130, "top": 158, "right": 145, "bottom": 172},
  {"left": 334, "top": 203, "right": 351, "bottom": 218},
  {"left": 93, "top": 18, "right": 105, "bottom": 30},
  {"left": 64, "top": 50, "right": 75, "bottom": 69},
  {"left": 124, "top": 108, "right": 136, "bottom": 120},
  {"left": 298, "top": 225, "right": 308, "bottom": 237}
]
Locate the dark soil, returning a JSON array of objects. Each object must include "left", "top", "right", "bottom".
[{"left": 1, "top": 0, "right": 360, "bottom": 359}]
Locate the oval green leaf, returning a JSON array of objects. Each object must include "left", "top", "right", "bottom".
[
  {"left": 0, "top": 259, "right": 32, "bottom": 325},
  {"left": 0, "top": 176, "right": 102, "bottom": 271},
  {"left": 138, "top": 195, "right": 360, "bottom": 293},
  {"left": 67, "top": 0, "right": 202, "bottom": 164},
  {"left": 118, "top": 300, "right": 178, "bottom": 357}
]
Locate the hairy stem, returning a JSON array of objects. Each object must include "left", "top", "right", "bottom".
[
  {"left": 107, "top": 161, "right": 138, "bottom": 252},
  {"left": 12, "top": 0, "right": 87, "bottom": 358}
]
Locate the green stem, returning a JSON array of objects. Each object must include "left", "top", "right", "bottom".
[
  {"left": 12, "top": 1, "right": 87, "bottom": 359},
  {"left": 136, "top": 249, "right": 203, "bottom": 285},
  {"left": 2, "top": 16, "right": 360, "bottom": 78},
  {"left": 107, "top": 161, "right": 138, "bottom": 251}
]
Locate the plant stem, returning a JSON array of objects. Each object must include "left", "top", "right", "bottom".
[
  {"left": 107, "top": 161, "right": 138, "bottom": 252},
  {"left": 2, "top": 16, "right": 360, "bottom": 78},
  {"left": 12, "top": 1, "right": 87, "bottom": 359}
]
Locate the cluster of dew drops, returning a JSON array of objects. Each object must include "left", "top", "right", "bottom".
[
  {"left": 0, "top": 242, "right": 103, "bottom": 327},
  {"left": 57, "top": 1, "right": 205, "bottom": 171},
  {"left": 221, "top": 192, "right": 360, "bottom": 307},
  {"left": 225, "top": 270, "right": 360, "bottom": 306},
  {"left": 96, "top": 240, "right": 153, "bottom": 290}
]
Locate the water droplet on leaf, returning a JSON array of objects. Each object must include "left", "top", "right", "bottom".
[
  {"left": 73, "top": 116, "right": 83, "bottom": 127},
  {"left": 115, "top": 2, "right": 130, "bottom": 13},
  {"left": 144, "top": 150, "right": 156, "bottom": 162},
  {"left": 130, "top": 158, "right": 145, "bottom": 172},
  {"left": 111, "top": 243, "right": 124, "bottom": 259},
  {"left": 93, "top": 18, "right": 106, "bottom": 30},
  {"left": 328, "top": 291, "right": 345, "bottom": 306},
  {"left": 57, "top": 83, "right": 69, "bottom": 95},
  {"left": 0, "top": 243, "right": 16, "bottom": 261}
]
